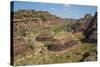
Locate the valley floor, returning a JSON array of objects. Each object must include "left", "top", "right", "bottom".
[{"left": 13, "top": 32, "right": 97, "bottom": 66}]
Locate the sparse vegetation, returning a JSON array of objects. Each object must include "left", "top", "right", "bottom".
[{"left": 12, "top": 9, "right": 97, "bottom": 66}]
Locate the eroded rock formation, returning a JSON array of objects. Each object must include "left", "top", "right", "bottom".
[{"left": 83, "top": 12, "right": 97, "bottom": 43}]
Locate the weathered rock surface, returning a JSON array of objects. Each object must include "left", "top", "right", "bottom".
[
  {"left": 83, "top": 12, "right": 97, "bottom": 43},
  {"left": 48, "top": 40, "right": 78, "bottom": 51},
  {"left": 36, "top": 33, "right": 54, "bottom": 41}
]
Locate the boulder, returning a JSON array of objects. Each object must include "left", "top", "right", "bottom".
[
  {"left": 48, "top": 40, "right": 78, "bottom": 51},
  {"left": 36, "top": 33, "right": 53, "bottom": 41}
]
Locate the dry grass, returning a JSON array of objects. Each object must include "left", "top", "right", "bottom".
[{"left": 13, "top": 32, "right": 97, "bottom": 66}]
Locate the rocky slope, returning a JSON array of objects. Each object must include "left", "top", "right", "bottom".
[
  {"left": 83, "top": 12, "right": 97, "bottom": 43},
  {"left": 69, "top": 13, "right": 93, "bottom": 32}
]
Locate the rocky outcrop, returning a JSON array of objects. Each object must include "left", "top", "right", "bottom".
[
  {"left": 47, "top": 40, "right": 78, "bottom": 51},
  {"left": 13, "top": 9, "right": 64, "bottom": 27},
  {"left": 83, "top": 12, "right": 97, "bottom": 43},
  {"left": 36, "top": 33, "right": 54, "bottom": 41},
  {"left": 71, "top": 13, "right": 93, "bottom": 33}
]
